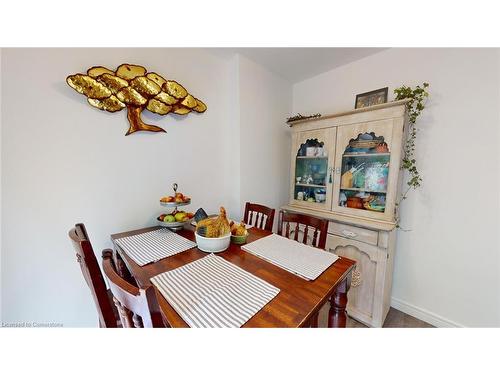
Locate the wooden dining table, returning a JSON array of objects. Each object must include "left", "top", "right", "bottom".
[{"left": 111, "top": 224, "right": 355, "bottom": 328}]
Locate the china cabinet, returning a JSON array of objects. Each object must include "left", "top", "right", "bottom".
[{"left": 282, "top": 99, "right": 409, "bottom": 327}]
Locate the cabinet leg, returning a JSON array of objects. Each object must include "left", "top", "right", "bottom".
[{"left": 328, "top": 274, "right": 351, "bottom": 328}]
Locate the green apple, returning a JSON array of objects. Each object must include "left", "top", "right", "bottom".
[
  {"left": 164, "top": 215, "right": 175, "bottom": 223},
  {"left": 175, "top": 212, "right": 187, "bottom": 222}
]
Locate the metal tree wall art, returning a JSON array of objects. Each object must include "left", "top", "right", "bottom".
[{"left": 66, "top": 64, "right": 207, "bottom": 135}]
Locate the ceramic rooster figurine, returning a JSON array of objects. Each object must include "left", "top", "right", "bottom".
[{"left": 196, "top": 207, "right": 230, "bottom": 238}]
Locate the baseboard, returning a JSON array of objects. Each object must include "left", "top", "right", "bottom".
[{"left": 390, "top": 297, "right": 464, "bottom": 328}]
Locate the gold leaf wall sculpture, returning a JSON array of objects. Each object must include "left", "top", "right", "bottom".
[{"left": 66, "top": 64, "right": 207, "bottom": 135}]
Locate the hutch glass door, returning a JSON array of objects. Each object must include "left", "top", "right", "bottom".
[
  {"left": 332, "top": 120, "right": 400, "bottom": 221},
  {"left": 290, "top": 128, "right": 336, "bottom": 210}
]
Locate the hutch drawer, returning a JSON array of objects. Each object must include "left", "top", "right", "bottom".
[{"left": 328, "top": 221, "right": 378, "bottom": 246}]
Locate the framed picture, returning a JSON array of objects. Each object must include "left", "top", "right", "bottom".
[{"left": 355, "top": 87, "right": 388, "bottom": 109}]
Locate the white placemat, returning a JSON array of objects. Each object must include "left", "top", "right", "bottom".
[
  {"left": 151, "top": 254, "right": 280, "bottom": 328},
  {"left": 242, "top": 234, "right": 339, "bottom": 280},
  {"left": 114, "top": 228, "right": 196, "bottom": 266}
]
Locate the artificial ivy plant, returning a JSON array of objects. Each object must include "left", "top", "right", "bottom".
[{"left": 393, "top": 82, "right": 429, "bottom": 227}]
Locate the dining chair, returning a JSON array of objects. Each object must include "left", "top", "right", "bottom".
[
  {"left": 277, "top": 210, "right": 328, "bottom": 249},
  {"left": 68, "top": 223, "right": 120, "bottom": 328},
  {"left": 277, "top": 210, "right": 329, "bottom": 327},
  {"left": 244, "top": 202, "right": 276, "bottom": 231},
  {"left": 102, "top": 250, "right": 165, "bottom": 328}
]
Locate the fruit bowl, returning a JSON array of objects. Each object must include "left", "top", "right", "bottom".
[
  {"left": 160, "top": 199, "right": 191, "bottom": 208},
  {"left": 157, "top": 211, "right": 193, "bottom": 231},
  {"left": 195, "top": 232, "right": 231, "bottom": 253},
  {"left": 157, "top": 217, "right": 190, "bottom": 230},
  {"left": 159, "top": 183, "right": 191, "bottom": 207}
]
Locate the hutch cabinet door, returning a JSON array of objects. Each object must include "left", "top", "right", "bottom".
[
  {"left": 326, "top": 234, "right": 386, "bottom": 327},
  {"left": 331, "top": 119, "right": 404, "bottom": 223},
  {"left": 289, "top": 128, "right": 336, "bottom": 210}
]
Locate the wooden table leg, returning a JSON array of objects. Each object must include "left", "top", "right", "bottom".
[{"left": 328, "top": 273, "right": 352, "bottom": 328}]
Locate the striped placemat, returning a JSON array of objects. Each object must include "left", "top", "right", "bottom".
[
  {"left": 241, "top": 233, "right": 339, "bottom": 280},
  {"left": 151, "top": 254, "right": 280, "bottom": 328},
  {"left": 114, "top": 228, "right": 196, "bottom": 266}
]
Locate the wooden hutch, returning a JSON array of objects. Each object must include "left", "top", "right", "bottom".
[{"left": 282, "top": 99, "right": 409, "bottom": 327}]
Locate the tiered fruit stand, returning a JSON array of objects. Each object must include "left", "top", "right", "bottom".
[{"left": 157, "top": 183, "right": 191, "bottom": 232}]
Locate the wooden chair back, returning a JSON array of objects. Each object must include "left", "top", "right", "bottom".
[
  {"left": 244, "top": 202, "right": 276, "bottom": 231},
  {"left": 102, "top": 250, "right": 165, "bottom": 328},
  {"left": 68, "top": 223, "right": 117, "bottom": 328},
  {"left": 277, "top": 211, "right": 328, "bottom": 249}
]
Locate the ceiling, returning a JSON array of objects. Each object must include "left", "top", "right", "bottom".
[{"left": 223, "top": 48, "right": 386, "bottom": 83}]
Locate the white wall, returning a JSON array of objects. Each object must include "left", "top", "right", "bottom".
[
  {"left": 237, "top": 55, "right": 292, "bottom": 226},
  {"left": 293, "top": 48, "right": 500, "bottom": 327},
  {"left": 1, "top": 48, "right": 289, "bottom": 326},
  {"left": 223, "top": 55, "right": 292, "bottom": 224}
]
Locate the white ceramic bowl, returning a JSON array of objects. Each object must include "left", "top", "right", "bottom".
[{"left": 195, "top": 232, "right": 231, "bottom": 253}]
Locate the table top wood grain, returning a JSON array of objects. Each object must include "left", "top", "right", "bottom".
[{"left": 111, "top": 224, "right": 355, "bottom": 328}]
